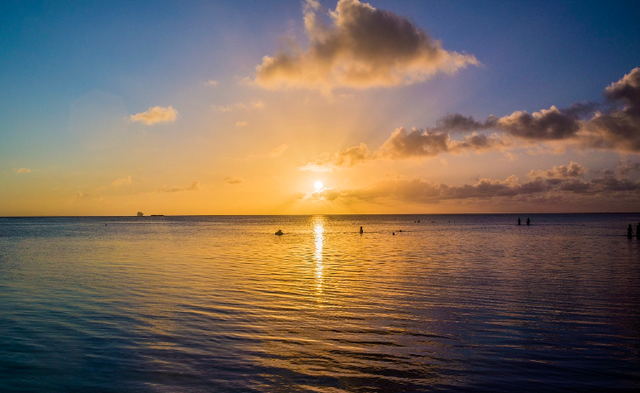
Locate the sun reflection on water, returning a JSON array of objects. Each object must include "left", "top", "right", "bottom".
[{"left": 313, "top": 216, "right": 325, "bottom": 303}]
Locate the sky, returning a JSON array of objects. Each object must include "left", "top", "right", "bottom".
[{"left": 1, "top": 0, "right": 640, "bottom": 216}]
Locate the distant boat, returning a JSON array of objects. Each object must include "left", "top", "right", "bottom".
[{"left": 137, "top": 212, "right": 144, "bottom": 217}]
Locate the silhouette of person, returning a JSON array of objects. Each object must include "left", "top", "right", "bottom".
[
  {"left": 637, "top": 223, "right": 640, "bottom": 239},
  {"left": 517, "top": 218, "right": 521, "bottom": 226},
  {"left": 526, "top": 217, "right": 530, "bottom": 226},
  {"left": 359, "top": 226, "right": 363, "bottom": 234},
  {"left": 628, "top": 224, "right": 633, "bottom": 238}
]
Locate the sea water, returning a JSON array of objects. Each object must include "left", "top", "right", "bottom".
[{"left": 1, "top": 214, "right": 639, "bottom": 392}]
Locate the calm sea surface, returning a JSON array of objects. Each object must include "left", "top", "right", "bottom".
[{"left": 1, "top": 214, "right": 639, "bottom": 392}]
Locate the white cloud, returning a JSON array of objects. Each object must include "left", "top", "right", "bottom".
[
  {"left": 269, "top": 144, "right": 289, "bottom": 157},
  {"left": 110, "top": 176, "right": 132, "bottom": 187},
  {"left": 212, "top": 100, "right": 265, "bottom": 112},
  {"left": 130, "top": 106, "right": 179, "bottom": 125}
]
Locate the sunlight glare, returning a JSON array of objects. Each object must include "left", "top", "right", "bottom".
[{"left": 314, "top": 180, "right": 323, "bottom": 190}]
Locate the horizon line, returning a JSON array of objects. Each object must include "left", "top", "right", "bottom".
[{"left": 2, "top": 212, "right": 640, "bottom": 219}]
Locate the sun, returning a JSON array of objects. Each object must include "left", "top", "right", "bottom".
[{"left": 314, "top": 180, "right": 323, "bottom": 190}]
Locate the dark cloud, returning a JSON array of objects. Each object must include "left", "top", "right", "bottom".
[
  {"left": 604, "top": 67, "right": 640, "bottom": 115},
  {"left": 589, "top": 176, "right": 640, "bottom": 192},
  {"left": 301, "top": 162, "right": 639, "bottom": 206},
  {"left": 585, "top": 69, "right": 640, "bottom": 151},
  {"left": 496, "top": 106, "right": 581, "bottom": 140},
  {"left": 427, "top": 107, "right": 586, "bottom": 141},
  {"left": 255, "top": 0, "right": 478, "bottom": 91},
  {"left": 436, "top": 68, "right": 640, "bottom": 151},
  {"left": 431, "top": 114, "right": 497, "bottom": 133},
  {"left": 615, "top": 160, "right": 640, "bottom": 176},
  {"left": 585, "top": 113, "right": 640, "bottom": 152},
  {"left": 448, "top": 133, "right": 510, "bottom": 153},
  {"left": 402, "top": 69, "right": 640, "bottom": 149}
]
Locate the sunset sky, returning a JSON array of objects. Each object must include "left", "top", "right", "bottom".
[{"left": 1, "top": 0, "right": 640, "bottom": 215}]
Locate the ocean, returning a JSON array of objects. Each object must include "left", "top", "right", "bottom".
[{"left": 1, "top": 214, "right": 639, "bottom": 392}]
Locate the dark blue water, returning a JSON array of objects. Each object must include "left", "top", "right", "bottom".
[{"left": 1, "top": 214, "right": 639, "bottom": 392}]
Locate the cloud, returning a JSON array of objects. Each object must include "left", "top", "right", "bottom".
[
  {"left": 528, "top": 161, "right": 586, "bottom": 179},
  {"left": 496, "top": 106, "right": 582, "bottom": 140},
  {"left": 110, "top": 176, "right": 132, "bottom": 187},
  {"left": 251, "top": 99, "right": 265, "bottom": 109},
  {"left": 448, "top": 133, "right": 511, "bottom": 153},
  {"left": 212, "top": 105, "right": 234, "bottom": 113},
  {"left": 14, "top": 168, "right": 31, "bottom": 173},
  {"left": 212, "top": 100, "right": 265, "bottom": 112},
  {"left": 300, "top": 67, "right": 640, "bottom": 171},
  {"left": 298, "top": 186, "right": 344, "bottom": 202},
  {"left": 300, "top": 162, "right": 639, "bottom": 207},
  {"left": 431, "top": 113, "right": 495, "bottom": 134},
  {"left": 222, "top": 176, "right": 244, "bottom": 185},
  {"left": 205, "top": 80, "right": 218, "bottom": 87},
  {"left": 425, "top": 106, "right": 586, "bottom": 142},
  {"left": 75, "top": 191, "right": 104, "bottom": 203},
  {"left": 300, "top": 142, "right": 372, "bottom": 171},
  {"left": 130, "top": 106, "right": 178, "bottom": 125},
  {"left": 301, "top": 129, "right": 510, "bottom": 171},
  {"left": 425, "top": 69, "right": 640, "bottom": 151},
  {"left": 584, "top": 68, "right": 640, "bottom": 152},
  {"left": 615, "top": 160, "right": 640, "bottom": 176},
  {"left": 254, "top": 0, "right": 478, "bottom": 91},
  {"left": 269, "top": 144, "right": 289, "bottom": 157},
  {"left": 235, "top": 121, "right": 249, "bottom": 127},
  {"left": 162, "top": 181, "right": 201, "bottom": 193},
  {"left": 379, "top": 128, "right": 449, "bottom": 158},
  {"left": 604, "top": 67, "right": 640, "bottom": 114}
]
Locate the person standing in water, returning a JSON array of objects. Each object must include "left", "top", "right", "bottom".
[
  {"left": 518, "top": 218, "right": 521, "bottom": 226},
  {"left": 636, "top": 222, "right": 640, "bottom": 238},
  {"left": 628, "top": 224, "right": 633, "bottom": 238},
  {"left": 526, "top": 217, "right": 530, "bottom": 226},
  {"left": 359, "top": 226, "right": 364, "bottom": 234}
]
